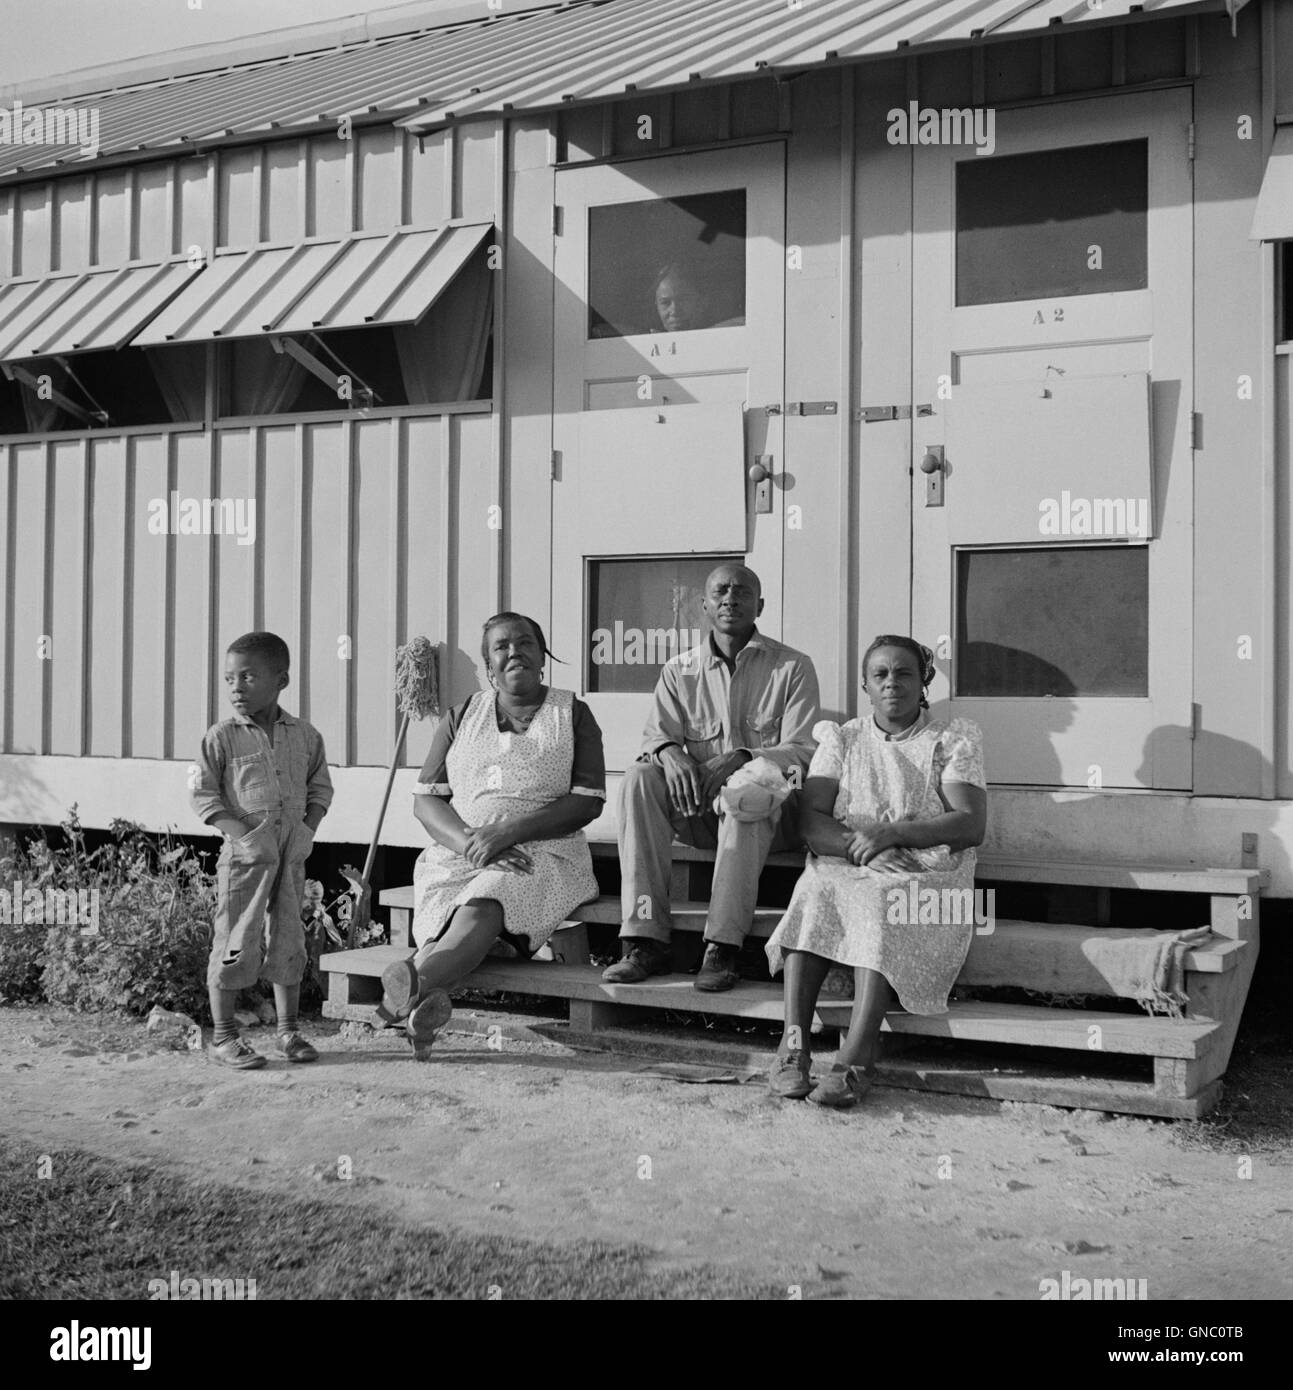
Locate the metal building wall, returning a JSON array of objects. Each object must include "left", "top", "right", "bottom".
[
  {"left": 0, "top": 121, "right": 491, "bottom": 274},
  {"left": 0, "top": 407, "right": 494, "bottom": 770}
]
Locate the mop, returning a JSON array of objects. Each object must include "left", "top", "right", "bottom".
[{"left": 341, "top": 636, "right": 441, "bottom": 947}]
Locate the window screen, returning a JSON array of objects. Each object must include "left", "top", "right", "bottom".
[
  {"left": 956, "top": 546, "right": 1148, "bottom": 697},
  {"left": 956, "top": 140, "right": 1147, "bottom": 305},
  {"left": 587, "top": 556, "right": 721, "bottom": 693}
]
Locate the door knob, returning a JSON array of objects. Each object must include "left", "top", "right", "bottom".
[
  {"left": 920, "top": 445, "right": 945, "bottom": 507},
  {"left": 748, "top": 462, "right": 769, "bottom": 483}
]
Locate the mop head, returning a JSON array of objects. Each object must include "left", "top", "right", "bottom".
[{"left": 395, "top": 636, "right": 441, "bottom": 720}]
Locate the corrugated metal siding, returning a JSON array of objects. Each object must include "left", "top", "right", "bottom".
[
  {"left": 0, "top": 259, "right": 201, "bottom": 360},
  {"left": 0, "top": 410, "right": 493, "bottom": 769},
  {"left": 133, "top": 222, "right": 491, "bottom": 344},
  {"left": 0, "top": 0, "right": 1233, "bottom": 180}
]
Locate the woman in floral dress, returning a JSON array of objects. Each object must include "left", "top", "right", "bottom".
[
  {"left": 765, "top": 635, "right": 987, "bottom": 1108},
  {"left": 378, "top": 612, "right": 604, "bottom": 1057}
]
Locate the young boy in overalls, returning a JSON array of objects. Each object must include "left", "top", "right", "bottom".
[{"left": 191, "top": 632, "right": 333, "bottom": 1069}]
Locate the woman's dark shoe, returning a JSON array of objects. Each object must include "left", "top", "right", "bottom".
[
  {"left": 377, "top": 957, "right": 420, "bottom": 1024},
  {"left": 406, "top": 988, "right": 453, "bottom": 1061},
  {"left": 767, "top": 1049, "right": 812, "bottom": 1099},
  {"left": 807, "top": 1063, "right": 872, "bottom": 1109}
]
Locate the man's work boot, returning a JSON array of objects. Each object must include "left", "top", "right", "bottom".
[
  {"left": 601, "top": 938, "right": 673, "bottom": 983},
  {"left": 694, "top": 941, "right": 741, "bottom": 992}
]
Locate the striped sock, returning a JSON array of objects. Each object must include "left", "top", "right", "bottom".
[
  {"left": 274, "top": 983, "right": 299, "bottom": 1038},
  {"left": 210, "top": 987, "right": 238, "bottom": 1047}
]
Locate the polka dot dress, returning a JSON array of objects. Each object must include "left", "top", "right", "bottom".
[{"left": 411, "top": 686, "right": 600, "bottom": 950}]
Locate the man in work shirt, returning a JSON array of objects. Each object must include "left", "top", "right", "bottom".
[{"left": 604, "top": 562, "right": 820, "bottom": 991}]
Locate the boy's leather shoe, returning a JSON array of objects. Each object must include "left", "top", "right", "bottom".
[
  {"left": 277, "top": 1032, "right": 318, "bottom": 1063},
  {"left": 208, "top": 1036, "right": 267, "bottom": 1070}
]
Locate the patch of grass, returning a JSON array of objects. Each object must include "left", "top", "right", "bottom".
[{"left": 0, "top": 1139, "right": 783, "bottom": 1300}]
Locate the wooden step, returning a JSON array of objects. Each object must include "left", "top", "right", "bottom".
[
  {"left": 583, "top": 838, "right": 1270, "bottom": 897},
  {"left": 587, "top": 841, "right": 808, "bottom": 870},
  {"left": 960, "top": 921, "right": 1247, "bottom": 995},
  {"left": 816, "top": 996, "right": 1220, "bottom": 1058},
  {"left": 319, "top": 952, "right": 1222, "bottom": 1059},
  {"left": 973, "top": 858, "right": 1267, "bottom": 896}
]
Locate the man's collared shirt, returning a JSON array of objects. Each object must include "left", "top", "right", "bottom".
[
  {"left": 191, "top": 708, "right": 333, "bottom": 825},
  {"left": 640, "top": 629, "right": 820, "bottom": 776}
]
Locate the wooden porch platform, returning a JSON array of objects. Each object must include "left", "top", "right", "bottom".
[{"left": 320, "top": 854, "right": 1266, "bottom": 1120}]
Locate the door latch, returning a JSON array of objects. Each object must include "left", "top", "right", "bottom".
[
  {"left": 920, "top": 445, "right": 944, "bottom": 507},
  {"left": 749, "top": 454, "right": 774, "bottom": 514},
  {"left": 856, "top": 403, "right": 934, "bottom": 423}
]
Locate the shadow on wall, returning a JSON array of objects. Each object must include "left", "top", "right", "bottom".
[
  {"left": 0, "top": 755, "right": 55, "bottom": 832},
  {"left": 1139, "top": 725, "right": 1291, "bottom": 884}
]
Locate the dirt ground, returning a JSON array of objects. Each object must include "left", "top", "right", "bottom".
[{"left": 4, "top": 1003, "right": 1291, "bottom": 1301}]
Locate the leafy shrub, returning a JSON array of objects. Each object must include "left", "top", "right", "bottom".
[
  {"left": 3, "top": 807, "right": 361, "bottom": 1023},
  {"left": 0, "top": 827, "right": 69, "bottom": 1002},
  {"left": 34, "top": 810, "right": 217, "bottom": 1021}
]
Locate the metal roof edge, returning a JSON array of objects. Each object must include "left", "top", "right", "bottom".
[
  {"left": 0, "top": 0, "right": 579, "bottom": 106},
  {"left": 396, "top": 0, "right": 1238, "bottom": 135}
]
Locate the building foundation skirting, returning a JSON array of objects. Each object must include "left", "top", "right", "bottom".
[{"left": 1, "top": 754, "right": 1290, "bottom": 897}]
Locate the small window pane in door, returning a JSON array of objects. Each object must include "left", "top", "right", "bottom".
[
  {"left": 587, "top": 556, "right": 719, "bottom": 693},
  {"left": 956, "top": 140, "right": 1147, "bottom": 305},
  {"left": 956, "top": 547, "right": 1148, "bottom": 697},
  {"left": 587, "top": 190, "right": 746, "bottom": 338}
]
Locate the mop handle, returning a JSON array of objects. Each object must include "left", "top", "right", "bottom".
[{"left": 360, "top": 709, "right": 411, "bottom": 888}]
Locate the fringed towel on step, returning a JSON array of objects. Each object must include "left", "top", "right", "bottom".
[
  {"left": 821, "top": 925, "right": 1216, "bottom": 1018},
  {"left": 1112, "top": 925, "right": 1214, "bottom": 1018}
]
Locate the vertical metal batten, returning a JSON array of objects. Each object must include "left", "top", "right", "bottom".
[
  {"left": 1260, "top": 0, "right": 1278, "bottom": 797},
  {"left": 162, "top": 430, "right": 176, "bottom": 759},
  {"left": 120, "top": 435, "right": 135, "bottom": 757},
  {"left": 439, "top": 411, "right": 453, "bottom": 677},
  {"left": 41, "top": 439, "right": 55, "bottom": 755},
  {"left": 491, "top": 119, "right": 506, "bottom": 616},
  {"left": 78, "top": 438, "right": 92, "bottom": 756},
  {"left": 387, "top": 415, "right": 404, "bottom": 755},
  {"left": 839, "top": 64, "right": 857, "bottom": 718},
  {"left": 340, "top": 415, "right": 356, "bottom": 764},
  {"left": 292, "top": 420, "right": 308, "bottom": 728}
]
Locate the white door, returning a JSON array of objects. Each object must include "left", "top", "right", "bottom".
[
  {"left": 552, "top": 145, "right": 786, "bottom": 769},
  {"left": 911, "top": 90, "right": 1193, "bottom": 789}
]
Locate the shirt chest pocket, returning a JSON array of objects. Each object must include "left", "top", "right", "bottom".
[
  {"left": 744, "top": 715, "right": 780, "bottom": 750},
  {"left": 230, "top": 752, "right": 272, "bottom": 806},
  {"left": 683, "top": 719, "right": 723, "bottom": 762}
]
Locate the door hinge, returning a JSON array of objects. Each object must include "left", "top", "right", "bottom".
[
  {"left": 1190, "top": 702, "right": 1201, "bottom": 740},
  {"left": 785, "top": 400, "right": 839, "bottom": 416},
  {"left": 550, "top": 449, "right": 561, "bottom": 481},
  {"left": 1190, "top": 411, "right": 1202, "bottom": 450},
  {"left": 553, "top": 206, "right": 563, "bottom": 236},
  {"left": 855, "top": 403, "right": 934, "bottom": 423},
  {"left": 1187, "top": 121, "right": 1196, "bottom": 161}
]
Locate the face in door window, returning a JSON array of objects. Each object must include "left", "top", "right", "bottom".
[
  {"left": 653, "top": 263, "right": 712, "bottom": 333},
  {"left": 588, "top": 189, "right": 746, "bottom": 338}
]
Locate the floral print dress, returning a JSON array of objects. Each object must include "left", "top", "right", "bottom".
[{"left": 764, "top": 713, "right": 986, "bottom": 1015}]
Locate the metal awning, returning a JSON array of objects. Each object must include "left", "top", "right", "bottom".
[
  {"left": 132, "top": 222, "right": 491, "bottom": 345},
  {"left": 0, "top": 258, "right": 203, "bottom": 362},
  {"left": 1250, "top": 126, "right": 1293, "bottom": 241},
  {"left": 0, "top": 0, "right": 1246, "bottom": 181}
]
